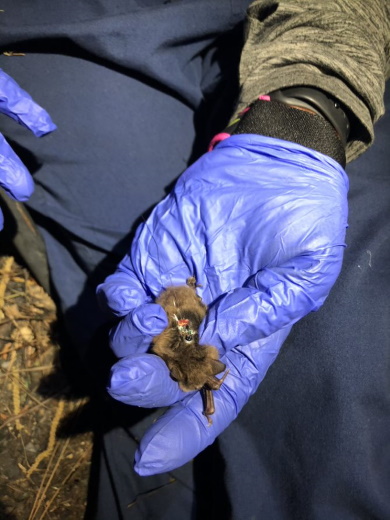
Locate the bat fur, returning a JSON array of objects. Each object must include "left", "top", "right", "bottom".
[{"left": 152, "top": 277, "right": 229, "bottom": 424}]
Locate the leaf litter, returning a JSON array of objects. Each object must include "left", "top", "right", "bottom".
[{"left": 0, "top": 257, "right": 92, "bottom": 520}]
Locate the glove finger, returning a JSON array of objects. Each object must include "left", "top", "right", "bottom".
[
  {"left": 107, "top": 353, "right": 188, "bottom": 407},
  {"left": 134, "top": 326, "right": 290, "bottom": 476},
  {"left": 97, "top": 268, "right": 150, "bottom": 318},
  {"left": 0, "top": 69, "right": 56, "bottom": 136},
  {"left": 201, "top": 248, "right": 344, "bottom": 354},
  {"left": 109, "top": 303, "right": 168, "bottom": 357},
  {"left": 0, "top": 134, "right": 34, "bottom": 202}
]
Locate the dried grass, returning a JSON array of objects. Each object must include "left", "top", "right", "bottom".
[{"left": 0, "top": 256, "right": 92, "bottom": 519}]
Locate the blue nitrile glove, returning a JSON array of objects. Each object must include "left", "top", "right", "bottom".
[
  {"left": 97, "top": 133, "right": 349, "bottom": 475},
  {"left": 0, "top": 69, "right": 56, "bottom": 229}
]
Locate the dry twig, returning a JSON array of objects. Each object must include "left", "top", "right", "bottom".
[
  {"left": 26, "top": 400, "right": 65, "bottom": 478},
  {"left": 0, "top": 396, "right": 53, "bottom": 430},
  {"left": 0, "top": 257, "right": 14, "bottom": 309}
]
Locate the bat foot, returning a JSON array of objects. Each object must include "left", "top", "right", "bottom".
[
  {"left": 201, "top": 370, "right": 230, "bottom": 424},
  {"left": 216, "top": 368, "right": 230, "bottom": 388},
  {"left": 203, "top": 412, "right": 213, "bottom": 426},
  {"left": 206, "top": 369, "right": 230, "bottom": 390}
]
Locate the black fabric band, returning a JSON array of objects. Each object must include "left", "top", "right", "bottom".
[
  {"left": 269, "top": 88, "right": 350, "bottom": 146},
  {"left": 232, "top": 100, "right": 346, "bottom": 167}
]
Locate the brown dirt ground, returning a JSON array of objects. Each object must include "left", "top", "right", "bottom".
[{"left": 0, "top": 256, "right": 92, "bottom": 520}]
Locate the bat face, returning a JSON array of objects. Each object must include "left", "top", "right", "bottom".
[
  {"left": 176, "top": 317, "right": 195, "bottom": 344},
  {"left": 170, "top": 310, "right": 203, "bottom": 349}
]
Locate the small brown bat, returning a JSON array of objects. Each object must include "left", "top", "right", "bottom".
[{"left": 151, "top": 277, "right": 229, "bottom": 424}]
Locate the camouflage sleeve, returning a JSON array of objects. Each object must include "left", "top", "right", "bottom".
[{"left": 239, "top": 0, "right": 390, "bottom": 162}]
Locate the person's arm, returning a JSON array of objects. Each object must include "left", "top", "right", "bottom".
[{"left": 238, "top": 0, "right": 390, "bottom": 162}]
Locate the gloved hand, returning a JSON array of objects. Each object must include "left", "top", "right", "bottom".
[
  {"left": 97, "top": 133, "right": 349, "bottom": 475},
  {"left": 0, "top": 69, "right": 56, "bottom": 229}
]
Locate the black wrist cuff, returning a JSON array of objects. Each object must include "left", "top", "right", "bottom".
[
  {"left": 232, "top": 99, "right": 346, "bottom": 167},
  {"left": 269, "top": 87, "right": 350, "bottom": 146}
]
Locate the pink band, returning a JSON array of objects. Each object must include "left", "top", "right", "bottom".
[
  {"left": 208, "top": 95, "right": 271, "bottom": 151},
  {"left": 208, "top": 132, "right": 231, "bottom": 152}
]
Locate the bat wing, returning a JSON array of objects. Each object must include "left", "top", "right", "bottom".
[{"left": 208, "top": 358, "right": 226, "bottom": 376}]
